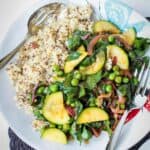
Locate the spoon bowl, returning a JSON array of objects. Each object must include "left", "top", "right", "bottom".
[
  {"left": 28, "top": 2, "right": 62, "bottom": 35},
  {"left": 0, "top": 2, "right": 62, "bottom": 69}
]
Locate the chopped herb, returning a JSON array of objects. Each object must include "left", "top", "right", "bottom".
[{"left": 67, "top": 52, "right": 81, "bottom": 61}]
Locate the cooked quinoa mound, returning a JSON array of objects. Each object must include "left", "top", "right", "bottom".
[{"left": 7, "top": 5, "right": 93, "bottom": 115}]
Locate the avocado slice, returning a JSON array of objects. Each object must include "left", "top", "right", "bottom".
[
  {"left": 93, "top": 20, "right": 120, "bottom": 34},
  {"left": 42, "top": 92, "right": 70, "bottom": 124},
  {"left": 81, "top": 50, "right": 105, "bottom": 75},
  {"left": 64, "top": 50, "right": 88, "bottom": 73},
  {"left": 112, "top": 28, "right": 136, "bottom": 47},
  {"left": 107, "top": 45, "right": 129, "bottom": 70},
  {"left": 123, "top": 28, "right": 136, "bottom": 46},
  {"left": 77, "top": 45, "right": 86, "bottom": 52},
  {"left": 77, "top": 107, "right": 109, "bottom": 124},
  {"left": 42, "top": 128, "right": 67, "bottom": 144}
]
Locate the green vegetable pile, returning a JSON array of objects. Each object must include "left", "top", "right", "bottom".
[{"left": 29, "top": 20, "right": 150, "bottom": 144}]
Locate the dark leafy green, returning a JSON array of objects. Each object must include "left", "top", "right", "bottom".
[
  {"left": 31, "top": 22, "right": 150, "bottom": 144},
  {"left": 67, "top": 52, "right": 81, "bottom": 61},
  {"left": 88, "top": 122, "right": 103, "bottom": 128},
  {"left": 133, "top": 37, "right": 150, "bottom": 57},
  {"left": 79, "top": 86, "right": 86, "bottom": 98},
  {"left": 85, "top": 71, "right": 102, "bottom": 90},
  {"left": 33, "top": 108, "right": 45, "bottom": 121},
  {"left": 118, "top": 84, "right": 128, "bottom": 96},
  {"left": 70, "top": 122, "right": 77, "bottom": 139},
  {"left": 75, "top": 101, "right": 83, "bottom": 115},
  {"left": 81, "top": 126, "right": 92, "bottom": 140},
  {"left": 104, "top": 120, "right": 112, "bottom": 136},
  {"left": 66, "top": 35, "right": 81, "bottom": 50},
  {"left": 66, "top": 30, "right": 91, "bottom": 51}
]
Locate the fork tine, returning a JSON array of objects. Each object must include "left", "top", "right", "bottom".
[
  {"left": 35, "top": 13, "right": 49, "bottom": 26},
  {"left": 135, "top": 63, "right": 146, "bottom": 95},
  {"left": 133, "top": 68, "right": 138, "bottom": 77},
  {"left": 141, "top": 60, "right": 150, "bottom": 96},
  {"left": 138, "top": 63, "right": 145, "bottom": 81},
  {"left": 32, "top": 10, "right": 46, "bottom": 24},
  {"left": 35, "top": 3, "right": 62, "bottom": 26}
]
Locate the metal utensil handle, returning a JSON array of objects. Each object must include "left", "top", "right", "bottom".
[
  {"left": 107, "top": 110, "right": 128, "bottom": 150},
  {"left": 0, "top": 38, "right": 26, "bottom": 69},
  {"left": 128, "top": 131, "right": 150, "bottom": 150}
]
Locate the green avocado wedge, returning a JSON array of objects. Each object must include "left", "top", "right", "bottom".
[
  {"left": 123, "top": 28, "right": 136, "bottom": 46},
  {"left": 64, "top": 50, "right": 88, "bottom": 73},
  {"left": 93, "top": 20, "right": 121, "bottom": 34},
  {"left": 42, "top": 128, "right": 67, "bottom": 144},
  {"left": 107, "top": 45, "right": 129, "bottom": 70},
  {"left": 81, "top": 50, "right": 105, "bottom": 75},
  {"left": 42, "top": 92, "right": 70, "bottom": 124},
  {"left": 77, "top": 107, "right": 109, "bottom": 124}
]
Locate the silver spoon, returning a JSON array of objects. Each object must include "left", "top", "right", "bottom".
[{"left": 0, "top": 2, "right": 62, "bottom": 69}]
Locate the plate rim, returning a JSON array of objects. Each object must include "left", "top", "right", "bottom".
[{"left": 0, "top": 0, "right": 149, "bottom": 149}]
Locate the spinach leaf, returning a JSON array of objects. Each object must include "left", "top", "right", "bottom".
[
  {"left": 81, "top": 126, "right": 92, "bottom": 140},
  {"left": 63, "top": 86, "right": 78, "bottom": 98},
  {"left": 74, "top": 30, "right": 90, "bottom": 37},
  {"left": 66, "top": 35, "right": 81, "bottom": 50},
  {"left": 70, "top": 122, "right": 77, "bottom": 139},
  {"left": 33, "top": 108, "right": 45, "bottom": 121},
  {"left": 133, "top": 37, "right": 150, "bottom": 57},
  {"left": 118, "top": 84, "right": 128, "bottom": 96},
  {"left": 103, "top": 120, "right": 112, "bottom": 136},
  {"left": 75, "top": 101, "right": 83, "bottom": 115},
  {"left": 79, "top": 86, "right": 86, "bottom": 98},
  {"left": 80, "top": 56, "right": 96, "bottom": 67},
  {"left": 88, "top": 122, "right": 103, "bottom": 128},
  {"left": 63, "top": 73, "right": 73, "bottom": 87},
  {"left": 95, "top": 40, "right": 109, "bottom": 51},
  {"left": 66, "top": 30, "right": 91, "bottom": 51},
  {"left": 85, "top": 71, "right": 102, "bottom": 90},
  {"left": 62, "top": 73, "right": 78, "bottom": 98},
  {"left": 76, "top": 127, "right": 83, "bottom": 143},
  {"left": 67, "top": 52, "right": 81, "bottom": 61}
]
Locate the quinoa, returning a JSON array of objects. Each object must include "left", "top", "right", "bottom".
[{"left": 7, "top": 5, "right": 93, "bottom": 128}]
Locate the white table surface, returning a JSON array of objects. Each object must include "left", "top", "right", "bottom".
[{"left": 0, "top": 0, "right": 149, "bottom": 150}]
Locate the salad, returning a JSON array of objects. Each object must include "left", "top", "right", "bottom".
[{"left": 31, "top": 20, "right": 150, "bottom": 144}]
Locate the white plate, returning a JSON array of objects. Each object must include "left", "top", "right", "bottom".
[{"left": 0, "top": 0, "right": 150, "bottom": 150}]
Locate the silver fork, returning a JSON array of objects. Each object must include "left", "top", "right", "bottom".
[
  {"left": 0, "top": 3, "right": 62, "bottom": 69},
  {"left": 107, "top": 59, "right": 150, "bottom": 150}
]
